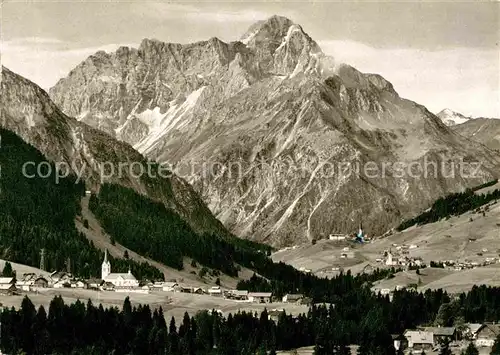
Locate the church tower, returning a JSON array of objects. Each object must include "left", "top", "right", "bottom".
[
  {"left": 358, "top": 223, "right": 363, "bottom": 238},
  {"left": 101, "top": 249, "right": 111, "bottom": 280}
]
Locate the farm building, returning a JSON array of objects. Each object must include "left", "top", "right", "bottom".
[{"left": 248, "top": 292, "right": 272, "bottom": 303}]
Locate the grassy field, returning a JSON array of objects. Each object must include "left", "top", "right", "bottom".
[
  {"left": 0, "top": 288, "right": 309, "bottom": 322},
  {"left": 77, "top": 195, "right": 254, "bottom": 289},
  {"left": 275, "top": 343, "right": 491, "bottom": 355},
  {"left": 0, "top": 259, "right": 51, "bottom": 279},
  {"left": 272, "top": 198, "right": 500, "bottom": 293}
]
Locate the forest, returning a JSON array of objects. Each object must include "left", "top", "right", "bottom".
[
  {"left": 88, "top": 183, "right": 408, "bottom": 301},
  {"left": 89, "top": 183, "right": 273, "bottom": 276},
  {"left": 4, "top": 284, "right": 500, "bottom": 354},
  {"left": 0, "top": 128, "right": 162, "bottom": 280},
  {"left": 0, "top": 128, "right": 403, "bottom": 298},
  {"left": 397, "top": 180, "right": 500, "bottom": 231}
]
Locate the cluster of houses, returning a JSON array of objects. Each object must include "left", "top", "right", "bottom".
[
  {"left": 376, "top": 246, "right": 424, "bottom": 268},
  {"left": 0, "top": 272, "right": 92, "bottom": 295},
  {"left": 2, "top": 271, "right": 307, "bottom": 305},
  {"left": 0, "top": 253, "right": 308, "bottom": 307},
  {"left": 394, "top": 323, "right": 500, "bottom": 353},
  {"left": 435, "top": 257, "right": 498, "bottom": 271},
  {"left": 377, "top": 241, "right": 500, "bottom": 272}
]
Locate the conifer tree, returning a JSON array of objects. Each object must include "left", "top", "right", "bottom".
[
  {"left": 491, "top": 335, "right": 500, "bottom": 355},
  {"left": 168, "top": 317, "right": 179, "bottom": 355},
  {"left": 1, "top": 262, "right": 14, "bottom": 277},
  {"left": 463, "top": 341, "right": 479, "bottom": 355},
  {"left": 439, "top": 340, "right": 452, "bottom": 355}
]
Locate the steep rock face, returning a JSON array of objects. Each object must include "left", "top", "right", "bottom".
[
  {"left": 1, "top": 66, "right": 229, "bottom": 237},
  {"left": 50, "top": 38, "right": 243, "bottom": 146},
  {"left": 50, "top": 16, "right": 500, "bottom": 246}
]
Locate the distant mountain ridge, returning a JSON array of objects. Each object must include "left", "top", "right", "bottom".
[
  {"left": 436, "top": 108, "right": 500, "bottom": 127},
  {"left": 435, "top": 108, "right": 500, "bottom": 151},
  {"left": 49, "top": 15, "right": 500, "bottom": 246},
  {"left": 436, "top": 108, "right": 473, "bottom": 126},
  {"left": 453, "top": 118, "right": 500, "bottom": 151}
]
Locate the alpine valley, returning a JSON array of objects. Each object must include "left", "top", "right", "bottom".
[{"left": 3, "top": 9, "right": 500, "bottom": 355}]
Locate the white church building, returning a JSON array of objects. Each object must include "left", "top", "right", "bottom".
[{"left": 101, "top": 250, "right": 139, "bottom": 288}]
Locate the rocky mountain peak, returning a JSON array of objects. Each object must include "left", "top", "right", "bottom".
[
  {"left": 437, "top": 108, "right": 472, "bottom": 126},
  {"left": 240, "top": 15, "right": 295, "bottom": 45},
  {"left": 47, "top": 17, "right": 500, "bottom": 246},
  {"left": 238, "top": 15, "right": 326, "bottom": 77}
]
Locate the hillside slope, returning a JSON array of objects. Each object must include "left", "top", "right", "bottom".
[
  {"left": 50, "top": 15, "right": 500, "bottom": 246},
  {"left": 453, "top": 118, "right": 500, "bottom": 151},
  {"left": 0, "top": 127, "right": 162, "bottom": 278},
  {"left": 1, "top": 66, "right": 229, "bottom": 238},
  {"left": 76, "top": 195, "right": 249, "bottom": 288},
  {"left": 273, "top": 185, "right": 500, "bottom": 293}
]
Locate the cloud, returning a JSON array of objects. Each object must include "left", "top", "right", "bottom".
[
  {"left": 185, "top": 9, "right": 274, "bottom": 23},
  {"left": 318, "top": 40, "right": 500, "bottom": 117},
  {"left": 6, "top": 37, "right": 66, "bottom": 46},
  {"left": 138, "top": 3, "right": 292, "bottom": 23},
  {"left": 1, "top": 38, "right": 135, "bottom": 89}
]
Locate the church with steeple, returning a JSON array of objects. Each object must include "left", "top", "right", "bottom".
[{"left": 101, "top": 250, "right": 139, "bottom": 288}]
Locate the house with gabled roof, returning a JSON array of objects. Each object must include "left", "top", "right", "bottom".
[
  {"left": 162, "top": 282, "right": 179, "bottom": 292},
  {"left": 419, "top": 326, "right": 457, "bottom": 343},
  {"left": 0, "top": 277, "right": 17, "bottom": 294},
  {"left": 16, "top": 273, "right": 36, "bottom": 291},
  {"left": 404, "top": 330, "right": 434, "bottom": 351},
  {"left": 248, "top": 292, "right": 272, "bottom": 303},
  {"left": 87, "top": 278, "right": 103, "bottom": 290},
  {"left": 475, "top": 323, "right": 500, "bottom": 347},
  {"left": 50, "top": 271, "right": 72, "bottom": 284},
  {"left": 34, "top": 276, "right": 49, "bottom": 288},
  {"left": 464, "top": 323, "right": 483, "bottom": 340},
  {"left": 282, "top": 294, "right": 304, "bottom": 303},
  {"left": 208, "top": 286, "right": 222, "bottom": 296},
  {"left": 227, "top": 290, "right": 249, "bottom": 300}
]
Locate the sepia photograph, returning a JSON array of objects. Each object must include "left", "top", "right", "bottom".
[{"left": 0, "top": 1, "right": 499, "bottom": 354}]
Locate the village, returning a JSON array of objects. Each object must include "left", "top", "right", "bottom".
[
  {"left": 376, "top": 242, "right": 499, "bottom": 271},
  {"left": 393, "top": 323, "right": 500, "bottom": 354},
  {"left": 0, "top": 250, "right": 309, "bottom": 307},
  {"left": 1, "top": 225, "right": 500, "bottom": 354}
]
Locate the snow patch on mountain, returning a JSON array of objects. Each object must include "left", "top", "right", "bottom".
[
  {"left": 276, "top": 24, "right": 303, "bottom": 52},
  {"left": 436, "top": 108, "right": 472, "bottom": 126},
  {"left": 134, "top": 86, "right": 207, "bottom": 154},
  {"left": 240, "top": 29, "right": 259, "bottom": 45},
  {"left": 135, "top": 106, "right": 165, "bottom": 128}
]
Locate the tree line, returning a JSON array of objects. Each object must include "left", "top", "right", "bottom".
[
  {"left": 5, "top": 285, "right": 500, "bottom": 354},
  {"left": 89, "top": 183, "right": 264, "bottom": 277},
  {"left": 397, "top": 181, "right": 500, "bottom": 231},
  {"left": 0, "top": 128, "right": 162, "bottom": 280}
]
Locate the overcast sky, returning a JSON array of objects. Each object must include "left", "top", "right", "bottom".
[{"left": 1, "top": 1, "right": 499, "bottom": 117}]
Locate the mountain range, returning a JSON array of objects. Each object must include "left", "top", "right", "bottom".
[
  {"left": 453, "top": 118, "right": 500, "bottom": 152},
  {"left": 434, "top": 108, "right": 500, "bottom": 151},
  {"left": 48, "top": 15, "right": 500, "bottom": 246},
  {"left": 1, "top": 15, "right": 498, "bottom": 248},
  {"left": 436, "top": 108, "right": 473, "bottom": 126}
]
